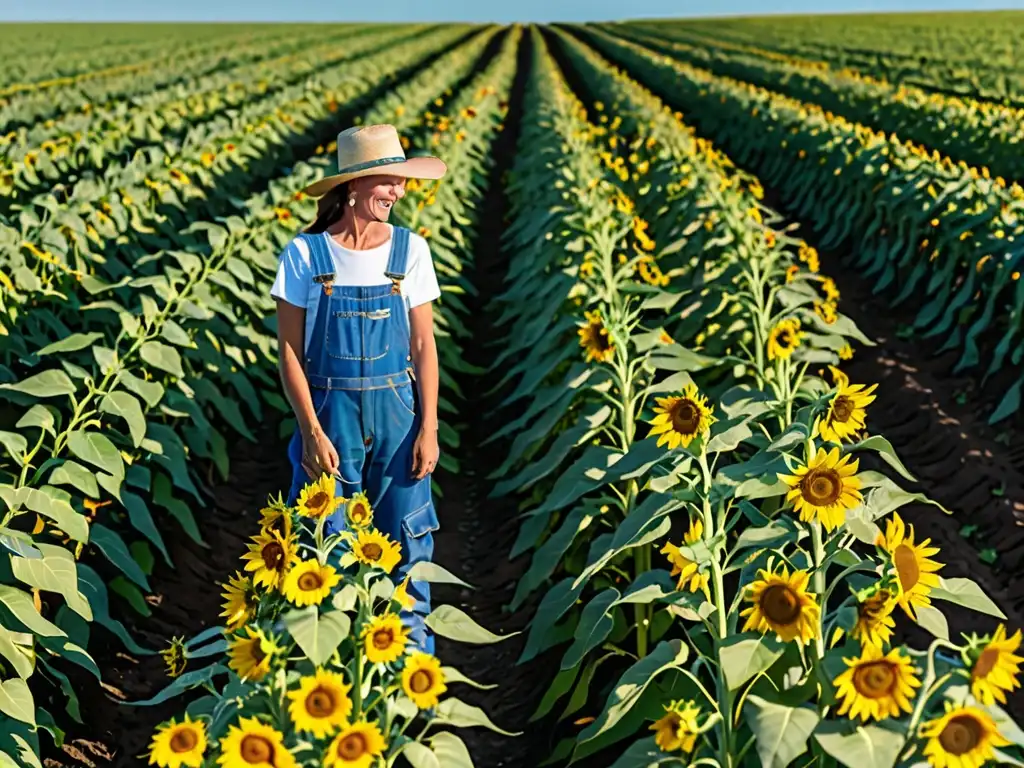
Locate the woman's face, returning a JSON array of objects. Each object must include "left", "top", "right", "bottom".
[{"left": 351, "top": 175, "right": 406, "bottom": 222}]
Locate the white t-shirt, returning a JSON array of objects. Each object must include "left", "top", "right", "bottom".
[{"left": 270, "top": 225, "right": 441, "bottom": 355}]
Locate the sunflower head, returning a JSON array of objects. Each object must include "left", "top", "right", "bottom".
[
  {"left": 833, "top": 644, "right": 921, "bottom": 722},
  {"left": 286, "top": 668, "right": 353, "bottom": 738},
  {"left": 964, "top": 623, "right": 1023, "bottom": 706},
  {"left": 767, "top": 318, "right": 803, "bottom": 361},
  {"left": 219, "top": 571, "right": 259, "bottom": 631},
  {"left": 362, "top": 613, "right": 410, "bottom": 665},
  {"left": 281, "top": 558, "right": 341, "bottom": 607},
  {"left": 740, "top": 564, "right": 820, "bottom": 645},
  {"left": 578, "top": 309, "right": 615, "bottom": 364},
  {"left": 778, "top": 447, "right": 863, "bottom": 531},
  {"left": 648, "top": 383, "right": 715, "bottom": 451},
  {"left": 324, "top": 720, "right": 387, "bottom": 768},
  {"left": 343, "top": 528, "right": 402, "bottom": 574},
  {"left": 649, "top": 699, "right": 701, "bottom": 753},
  {"left": 258, "top": 497, "right": 293, "bottom": 538},
  {"left": 921, "top": 702, "right": 1010, "bottom": 768},
  {"left": 402, "top": 652, "right": 447, "bottom": 709},
  {"left": 850, "top": 583, "right": 897, "bottom": 651},
  {"left": 345, "top": 492, "right": 374, "bottom": 529},
  {"left": 241, "top": 527, "right": 298, "bottom": 591},
  {"left": 218, "top": 716, "right": 295, "bottom": 768},
  {"left": 818, "top": 382, "right": 877, "bottom": 444},
  {"left": 160, "top": 635, "right": 188, "bottom": 679},
  {"left": 297, "top": 473, "right": 341, "bottom": 519},
  {"left": 875, "top": 512, "right": 943, "bottom": 619},
  {"left": 226, "top": 627, "right": 281, "bottom": 683},
  {"left": 148, "top": 714, "right": 207, "bottom": 768},
  {"left": 660, "top": 518, "right": 710, "bottom": 599}
]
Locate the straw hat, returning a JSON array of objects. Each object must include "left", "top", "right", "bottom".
[{"left": 302, "top": 123, "right": 446, "bottom": 197}]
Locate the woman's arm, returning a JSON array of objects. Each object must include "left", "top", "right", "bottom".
[{"left": 409, "top": 301, "right": 439, "bottom": 433}]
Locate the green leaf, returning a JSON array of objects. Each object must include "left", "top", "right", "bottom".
[
  {"left": 931, "top": 577, "right": 1006, "bottom": 619},
  {"left": 0, "top": 585, "right": 65, "bottom": 638},
  {"left": 121, "top": 492, "right": 171, "bottom": 567},
  {"left": 849, "top": 436, "right": 915, "bottom": 482},
  {"left": 425, "top": 605, "right": 516, "bottom": 645},
  {"left": 66, "top": 430, "right": 124, "bottom": 479},
  {"left": 36, "top": 333, "right": 104, "bottom": 356},
  {"left": 561, "top": 588, "right": 618, "bottom": 670},
  {"left": 48, "top": 461, "right": 99, "bottom": 498},
  {"left": 434, "top": 697, "right": 521, "bottom": 736},
  {"left": 813, "top": 721, "right": 906, "bottom": 768},
  {"left": 0, "top": 370, "right": 76, "bottom": 398},
  {"left": 99, "top": 391, "right": 147, "bottom": 448},
  {"left": 76, "top": 565, "right": 154, "bottom": 655},
  {"left": 914, "top": 604, "right": 949, "bottom": 640},
  {"left": 125, "top": 663, "right": 227, "bottom": 706},
  {"left": 284, "top": 607, "right": 350, "bottom": 666},
  {"left": 608, "top": 736, "right": 679, "bottom": 767},
  {"left": 0, "top": 628, "right": 34, "bottom": 679},
  {"left": 744, "top": 695, "right": 819, "bottom": 768},
  {"left": 405, "top": 561, "right": 473, "bottom": 589},
  {"left": 24, "top": 488, "right": 88, "bottom": 543},
  {"left": 140, "top": 341, "right": 184, "bottom": 378},
  {"left": 15, "top": 405, "right": 56, "bottom": 436},
  {"left": 0, "top": 434, "right": 26, "bottom": 461},
  {"left": 0, "top": 679, "right": 33, "bottom": 725},
  {"left": 401, "top": 742, "right": 440, "bottom": 768},
  {"left": 89, "top": 523, "right": 149, "bottom": 590},
  {"left": 428, "top": 732, "right": 473, "bottom": 768},
  {"left": 719, "top": 635, "right": 785, "bottom": 691},
  {"left": 11, "top": 544, "right": 92, "bottom": 620}
]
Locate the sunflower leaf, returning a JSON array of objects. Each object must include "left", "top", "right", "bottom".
[
  {"left": 813, "top": 721, "right": 906, "bottom": 768},
  {"left": 284, "top": 607, "right": 350, "bottom": 667},
  {"left": 719, "top": 635, "right": 785, "bottom": 691},
  {"left": 434, "top": 697, "right": 522, "bottom": 736},
  {"left": 428, "top": 732, "right": 473, "bottom": 768},
  {"left": 123, "top": 663, "right": 227, "bottom": 706},
  {"left": 400, "top": 741, "right": 441, "bottom": 768},
  {"left": 931, "top": 577, "right": 1006, "bottom": 619},
  {"left": 425, "top": 605, "right": 517, "bottom": 645},
  {"left": 744, "top": 695, "right": 819, "bottom": 768},
  {"left": 913, "top": 604, "right": 950, "bottom": 640}
]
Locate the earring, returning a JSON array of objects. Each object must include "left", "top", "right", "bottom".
[{"left": 348, "top": 196, "right": 356, "bottom": 207}]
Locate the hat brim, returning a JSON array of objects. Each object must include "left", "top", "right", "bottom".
[{"left": 302, "top": 156, "right": 447, "bottom": 197}]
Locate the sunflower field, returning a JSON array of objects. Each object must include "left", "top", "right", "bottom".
[{"left": 1, "top": 13, "right": 1023, "bottom": 768}]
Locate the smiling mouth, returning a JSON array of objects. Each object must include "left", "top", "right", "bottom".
[{"left": 375, "top": 199, "right": 394, "bottom": 213}]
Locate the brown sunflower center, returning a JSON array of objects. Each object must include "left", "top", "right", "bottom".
[
  {"left": 240, "top": 735, "right": 274, "bottom": 764},
  {"left": 671, "top": 399, "right": 700, "bottom": 435},
  {"left": 373, "top": 628, "right": 394, "bottom": 650},
  {"left": 351, "top": 504, "right": 368, "bottom": 521},
  {"left": 779, "top": 329, "right": 796, "bottom": 347},
  {"left": 893, "top": 544, "right": 920, "bottom": 592},
  {"left": 799, "top": 468, "right": 842, "bottom": 506},
  {"left": 831, "top": 396, "right": 854, "bottom": 422},
  {"left": 858, "top": 591, "right": 891, "bottom": 622},
  {"left": 589, "top": 325, "right": 612, "bottom": 352},
  {"left": 852, "top": 660, "right": 897, "bottom": 699},
  {"left": 338, "top": 732, "right": 368, "bottom": 760},
  {"left": 249, "top": 640, "right": 266, "bottom": 664},
  {"left": 938, "top": 715, "right": 982, "bottom": 755},
  {"left": 305, "top": 685, "right": 337, "bottom": 717},
  {"left": 972, "top": 647, "right": 1000, "bottom": 681},
  {"left": 298, "top": 571, "right": 323, "bottom": 591},
  {"left": 261, "top": 541, "right": 285, "bottom": 570},
  {"left": 410, "top": 669, "right": 434, "bottom": 694},
  {"left": 362, "top": 543, "right": 383, "bottom": 561},
  {"left": 307, "top": 491, "right": 328, "bottom": 512},
  {"left": 760, "top": 584, "right": 802, "bottom": 625},
  {"left": 169, "top": 727, "right": 198, "bottom": 753}
]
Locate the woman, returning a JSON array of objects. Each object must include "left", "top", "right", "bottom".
[{"left": 271, "top": 123, "right": 446, "bottom": 653}]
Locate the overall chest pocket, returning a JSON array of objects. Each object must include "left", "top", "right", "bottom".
[{"left": 327, "top": 306, "right": 392, "bottom": 361}]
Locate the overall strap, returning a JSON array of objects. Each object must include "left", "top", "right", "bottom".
[
  {"left": 383, "top": 226, "right": 412, "bottom": 294},
  {"left": 301, "top": 232, "right": 337, "bottom": 295}
]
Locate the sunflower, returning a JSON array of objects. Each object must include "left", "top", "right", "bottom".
[
  {"left": 851, "top": 585, "right": 897, "bottom": 650},
  {"left": 281, "top": 559, "right": 340, "bottom": 607},
  {"left": 740, "top": 565, "right": 820, "bottom": 645},
  {"left": 650, "top": 699, "right": 701, "bottom": 753},
  {"left": 821, "top": 277, "right": 840, "bottom": 302},
  {"left": 297, "top": 474, "right": 342, "bottom": 519},
  {"left": 875, "top": 513, "right": 943, "bottom": 620},
  {"left": 778, "top": 447, "right": 863, "bottom": 532},
  {"left": 827, "top": 365, "right": 850, "bottom": 388},
  {"left": 833, "top": 644, "right": 921, "bottom": 722},
  {"left": 819, "top": 382, "right": 877, "bottom": 444},
  {"left": 392, "top": 577, "right": 416, "bottom": 611},
  {"left": 161, "top": 635, "right": 187, "bottom": 679},
  {"left": 323, "top": 720, "right": 387, "bottom": 768},
  {"left": 240, "top": 528, "right": 298, "bottom": 591},
  {"left": 345, "top": 492, "right": 374, "bottom": 529},
  {"left": 217, "top": 716, "right": 296, "bottom": 768},
  {"left": 343, "top": 529, "right": 402, "bottom": 574},
  {"left": 226, "top": 627, "right": 281, "bottom": 682},
  {"left": 258, "top": 501, "right": 292, "bottom": 538},
  {"left": 920, "top": 703, "right": 1010, "bottom": 768},
  {"left": 286, "top": 668, "right": 353, "bottom": 738},
  {"left": 220, "top": 572, "right": 259, "bottom": 630},
  {"left": 814, "top": 300, "right": 838, "bottom": 325},
  {"left": 362, "top": 613, "right": 410, "bottom": 664},
  {"left": 660, "top": 518, "right": 710, "bottom": 599},
  {"left": 767, "top": 318, "right": 803, "bottom": 361},
  {"left": 968, "top": 624, "right": 1022, "bottom": 706},
  {"left": 785, "top": 264, "right": 799, "bottom": 283},
  {"left": 647, "top": 383, "right": 715, "bottom": 450},
  {"left": 578, "top": 309, "right": 615, "bottom": 364},
  {"left": 148, "top": 714, "right": 207, "bottom": 768},
  {"left": 402, "top": 652, "right": 447, "bottom": 709},
  {"left": 838, "top": 344, "right": 854, "bottom": 361}
]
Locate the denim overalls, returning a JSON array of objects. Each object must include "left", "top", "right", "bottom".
[{"left": 285, "top": 226, "right": 439, "bottom": 653}]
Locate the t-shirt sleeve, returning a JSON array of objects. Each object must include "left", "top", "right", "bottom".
[
  {"left": 270, "top": 237, "right": 312, "bottom": 308},
  {"left": 405, "top": 234, "right": 442, "bottom": 309}
]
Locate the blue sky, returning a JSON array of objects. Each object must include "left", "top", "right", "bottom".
[{"left": 5, "top": 0, "right": 1024, "bottom": 23}]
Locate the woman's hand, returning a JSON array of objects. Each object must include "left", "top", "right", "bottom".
[
  {"left": 301, "top": 424, "right": 340, "bottom": 480},
  {"left": 411, "top": 426, "right": 440, "bottom": 480}
]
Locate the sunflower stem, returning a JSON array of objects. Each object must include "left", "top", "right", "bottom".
[
  {"left": 810, "top": 522, "right": 827, "bottom": 661},
  {"left": 907, "top": 639, "right": 962, "bottom": 733}
]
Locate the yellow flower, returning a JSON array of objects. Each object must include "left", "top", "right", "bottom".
[
  {"left": 778, "top": 447, "right": 863, "bottom": 531},
  {"left": 827, "top": 364, "right": 850, "bottom": 388},
  {"left": 226, "top": 627, "right": 280, "bottom": 682},
  {"left": 649, "top": 699, "right": 700, "bottom": 753},
  {"left": 286, "top": 668, "right": 353, "bottom": 738},
  {"left": 392, "top": 577, "right": 415, "bottom": 611},
  {"left": 876, "top": 513, "right": 942, "bottom": 619},
  {"left": 821, "top": 277, "right": 840, "bottom": 302},
  {"left": 362, "top": 613, "right": 410, "bottom": 664},
  {"left": 834, "top": 645, "right": 921, "bottom": 721},
  {"left": 786, "top": 264, "right": 799, "bottom": 283},
  {"left": 219, "top": 571, "right": 259, "bottom": 630},
  {"left": 814, "top": 300, "right": 838, "bottom": 325},
  {"left": 658, "top": 329, "right": 674, "bottom": 345},
  {"left": 402, "top": 652, "right": 447, "bottom": 709},
  {"left": 767, "top": 318, "right": 803, "bottom": 361},
  {"left": 258, "top": 500, "right": 292, "bottom": 538},
  {"left": 323, "top": 720, "right": 387, "bottom": 768},
  {"left": 969, "top": 624, "right": 1022, "bottom": 706},
  {"left": 818, "top": 382, "right": 877, "bottom": 444},
  {"left": 648, "top": 383, "right": 715, "bottom": 450},
  {"left": 240, "top": 528, "right": 298, "bottom": 591},
  {"left": 851, "top": 586, "right": 897, "bottom": 650},
  {"left": 281, "top": 559, "right": 340, "bottom": 607},
  {"left": 921, "top": 702, "right": 1010, "bottom": 768},
  {"left": 344, "top": 528, "right": 402, "bottom": 574},
  {"left": 217, "top": 716, "right": 296, "bottom": 768},
  {"left": 741, "top": 565, "right": 820, "bottom": 645},
  {"left": 161, "top": 635, "right": 187, "bottom": 679},
  {"left": 345, "top": 492, "right": 373, "bottom": 529},
  {"left": 578, "top": 309, "right": 615, "bottom": 364},
  {"left": 148, "top": 714, "right": 207, "bottom": 768},
  {"left": 296, "top": 473, "right": 342, "bottom": 519},
  {"left": 660, "top": 518, "right": 709, "bottom": 599}
]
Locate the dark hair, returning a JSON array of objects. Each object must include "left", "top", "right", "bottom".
[{"left": 304, "top": 181, "right": 350, "bottom": 234}]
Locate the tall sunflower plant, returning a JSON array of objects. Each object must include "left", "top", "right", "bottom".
[{"left": 143, "top": 476, "right": 515, "bottom": 768}]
